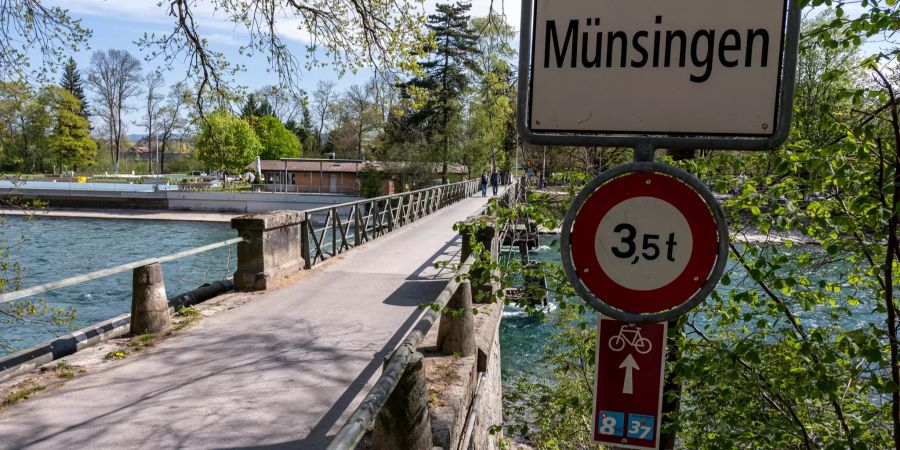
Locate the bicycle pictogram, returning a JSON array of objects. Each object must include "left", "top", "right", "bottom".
[{"left": 608, "top": 324, "right": 652, "bottom": 354}]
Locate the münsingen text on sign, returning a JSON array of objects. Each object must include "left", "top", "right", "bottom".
[{"left": 543, "top": 15, "right": 771, "bottom": 83}]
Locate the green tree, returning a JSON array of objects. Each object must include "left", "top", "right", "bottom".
[
  {"left": 46, "top": 87, "right": 95, "bottom": 171},
  {"left": 359, "top": 166, "right": 383, "bottom": 198},
  {"left": 464, "top": 17, "right": 516, "bottom": 175},
  {"left": 60, "top": 57, "right": 89, "bottom": 121},
  {"left": 240, "top": 93, "right": 275, "bottom": 121},
  {"left": 21, "top": 92, "right": 52, "bottom": 172},
  {"left": 195, "top": 111, "right": 262, "bottom": 181},
  {"left": 500, "top": 7, "right": 900, "bottom": 449},
  {"left": 285, "top": 113, "right": 312, "bottom": 149},
  {"left": 254, "top": 115, "right": 302, "bottom": 160},
  {"left": 0, "top": 81, "right": 30, "bottom": 170},
  {"left": 405, "top": 1, "right": 481, "bottom": 182}
]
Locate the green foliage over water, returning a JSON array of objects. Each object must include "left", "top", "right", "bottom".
[{"left": 497, "top": 6, "right": 900, "bottom": 448}]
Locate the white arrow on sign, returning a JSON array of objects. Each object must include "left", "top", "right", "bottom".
[{"left": 619, "top": 354, "right": 640, "bottom": 395}]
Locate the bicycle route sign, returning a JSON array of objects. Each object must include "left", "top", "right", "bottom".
[
  {"left": 594, "top": 317, "right": 667, "bottom": 449},
  {"left": 560, "top": 162, "right": 728, "bottom": 323}
]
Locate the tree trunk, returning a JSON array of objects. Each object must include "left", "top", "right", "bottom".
[
  {"left": 879, "top": 69, "right": 900, "bottom": 450},
  {"left": 160, "top": 140, "right": 167, "bottom": 174},
  {"left": 442, "top": 134, "right": 449, "bottom": 184}
]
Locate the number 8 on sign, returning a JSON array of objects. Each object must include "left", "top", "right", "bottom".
[{"left": 598, "top": 410, "right": 624, "bottom": 436}]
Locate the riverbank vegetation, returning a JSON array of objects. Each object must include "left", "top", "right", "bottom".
[{"left": 485, "top": 6, "right": 900, "bottom": 449}]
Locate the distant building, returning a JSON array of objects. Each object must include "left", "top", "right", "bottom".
[
  {"left": 125, "top": 143, "right": 190, "bottom": 162},
  {"left": 252, "top": 158, "right": 468, "bottom": 195},
  {"left": 124, "top": 145, "right": 152, "bottom": 161}
]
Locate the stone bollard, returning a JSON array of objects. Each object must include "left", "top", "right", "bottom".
[
  {"left": 459, "top": 216, "right": 498, "bottom": 303},
  {"left": 373, "top": 352, "right": 433, "bottom": 450},
  {"left": 437, "top": 281, "right": 476, "bottom": 357},
  {"left": 131, "top": 263, "right": 172, "bottom": 335},
  {"left": 232, "top": 210, "right": 307, "bottom": 291}
]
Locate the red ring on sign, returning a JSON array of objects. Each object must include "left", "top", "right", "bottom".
[{"left": 569, "top": 172, "right": 719, "bottom": 314}]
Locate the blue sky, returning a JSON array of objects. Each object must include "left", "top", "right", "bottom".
[{"left": 45, "top": 0, "right": 519, "bottom": 133}]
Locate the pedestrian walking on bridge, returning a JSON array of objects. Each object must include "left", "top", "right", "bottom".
[
  {"left": 490, "top": 170, "right": 499, "bottom": 196},
  {"left": 480, "top": 171, "right": 489, "bottom": 197}
]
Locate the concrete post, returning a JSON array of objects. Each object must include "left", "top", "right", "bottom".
[
  {"left": 437, "top": 280, "right": 476, "bottom": 357},
  {"left": 459, "top": 216, "right": 498, "bottom": 262},
  {"left": 232, "top": 210, "right": 307, "bottom": 291},
  {"left": 300, "top": 220, "right": 312, "bottom": 269},
  {"left": 373, "top": 352, "right": 433, "bottom": 450},
  {"left": 131, "top": 263, "right": 172, "bottom": 335},
  {"left": 459, "top": 216, "right": 498, "bottom": 304},
  {"left": 353, "top": 205, "right": 362, "bottom": 246}
]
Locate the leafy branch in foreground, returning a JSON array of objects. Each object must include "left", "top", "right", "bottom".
[
  {"left": 0, "top": 199, "right": 76, "bottom": 354},
  {"left": 139, "top": 0, "right": 428, "bottom": 110},
  {"left": 0, "top": 1, "right": 92, "bottom": 82}
]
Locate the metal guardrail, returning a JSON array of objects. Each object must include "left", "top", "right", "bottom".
[
  {"left": 326, "top": 256, "right": 475, "bottom": 449},
  {"left": 303, "top": 179, "right": 479, "bottom": 267},
  {"left": 0, "top": 177, "right": 517, "bottom": 449},
  {"left": 1, "top": 179, "right": 481, "bottom": 305},
  {"left": 0, "top": 237, "right": 245, "bottom": 305},
  {"left": 326, "top": 178, "right": 525, "bottom": 450}
]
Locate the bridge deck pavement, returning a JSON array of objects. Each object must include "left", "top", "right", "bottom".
[{"left": 0, "top": 193, "right": 498, "bottom": 449}]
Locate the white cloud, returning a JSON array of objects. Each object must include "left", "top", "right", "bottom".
[
  {"left": 204, "top": 33, "right": 242, "bottom": 47},
  {"left": 49, "top": 0, "right": 170, "bottom": 23},
  {"left": 49, "top": 0, "right": 246, "bottom": 34},
  {"left": 275, "top": 17, "right": 313, "bottom": 44}
]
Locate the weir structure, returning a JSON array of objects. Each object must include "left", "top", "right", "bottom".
[{"left": 0, "top": 177, "right": 528, "bottom": 450}]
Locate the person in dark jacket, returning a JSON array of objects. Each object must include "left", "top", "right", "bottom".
[
  {"left": 490, "top": 170, "right": 499, "bottom": 196},
  {"left": 480, "top": 171, "right": 489, "bottom": 197}
]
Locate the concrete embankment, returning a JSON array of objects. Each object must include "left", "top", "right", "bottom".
[
  {"left": 4, "top": 208, "right": 239, "bottom": 222},
  {"left": 1, "top": 188, "right": 361, "bottom": 213}
]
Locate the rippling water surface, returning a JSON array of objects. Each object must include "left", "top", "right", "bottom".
[
  {"left": 498, "top": 237, "right": 877, "bottom": 385},
  {"left": 1, "top": 216, "right": 236, "bottom": 354}
]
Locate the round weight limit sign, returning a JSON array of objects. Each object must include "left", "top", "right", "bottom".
[{"left": 561, "top": 163, "right": 728, "bottom": 323}]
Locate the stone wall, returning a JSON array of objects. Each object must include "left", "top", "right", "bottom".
[{"left": 419, "top": 300, "right": 504, "bottom": 450}]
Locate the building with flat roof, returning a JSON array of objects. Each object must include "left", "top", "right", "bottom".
[{"left": 252, "top": 158, "right": 469, "bottom": 195}]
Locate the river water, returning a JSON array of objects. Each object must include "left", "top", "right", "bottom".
[
  {"left": 0, "top": 216, "right": 236, "bottom": 353},
  {"left": 498, "top": 237, "right": 879, "bottom": 382}
]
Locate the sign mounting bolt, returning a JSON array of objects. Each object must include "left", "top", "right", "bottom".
[
  {"left": 762, "top": 123, "right": 769, "bottom": 130},
  {"left": 584, "top": 268, "right": 590, "bottom": 273}
]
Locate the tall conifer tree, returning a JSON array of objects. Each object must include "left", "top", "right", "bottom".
[
  {"left": 405, "top": 1, "right": 480, "bottom": 182},
  {"left": 60, "top": 57, "right": 89, "bottom": 120}
]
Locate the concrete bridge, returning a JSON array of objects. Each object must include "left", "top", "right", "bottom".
[{"left": 0, "top": 180, "right": 523, "bottom": 449}]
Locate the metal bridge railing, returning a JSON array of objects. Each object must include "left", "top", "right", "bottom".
[
  {"left": 326, "top": 178, "right": 525, "bottom": 450},
  {"left": 325, "top": 255, "right": 476, "bottom": 449},
  {"left": 0, "top": 237, "right": 245, "bottom": 306},
  {"left": 302, "top": 179, "right": 479, "bottom": 267}
]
